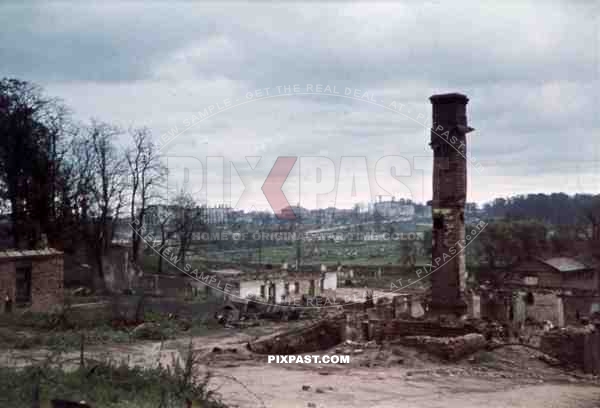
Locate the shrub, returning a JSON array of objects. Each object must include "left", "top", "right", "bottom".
[{"left": 0, "top": 346, "right": 227, "bottom": 407}]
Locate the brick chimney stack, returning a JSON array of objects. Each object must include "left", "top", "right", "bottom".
[{"left": 428, "top": 93, "right": 474, "bottom": 317}]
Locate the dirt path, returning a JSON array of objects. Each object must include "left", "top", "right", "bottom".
[{"left": 209, "top": 365, "right": 600, "bottom": 408}]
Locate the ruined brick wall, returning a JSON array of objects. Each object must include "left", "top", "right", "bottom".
[
  {"left": 337, "top": 264, "right": 414, "bottom": 277},
  {"left": 31, "top": 256, "right": 64, "bottom": 312},
  {"left": 237, "top": 277, "right": 323, "bottom": 304},
  {"left": 249, "top": 317, "right": 345, "bottom": 354},
  {"left": 480, "top": 294, "right": 510, "bottom": 321},
  {"left": 289, "top": 278, "right": 321, "bottom": 300},
  {"left": 525, "top": 292, "right": 564, "bottom": 326},
  {"left": 373, "top": 320, "right": 477, "bottom": 342},
  {"left": 0, "top": 261, "right": 16, "bottom": 308},
  {"left": 239, "top": 279, "right": 261, "bottom": 300},
  {"left": 540, "top": 328, "right": 589, "bottom": 369},
  {"left": 541, "top": 328, "right": 600, "bottom": 374},
  {"left": 563, "top": 295, "right": 600, "bottom": 324},
  {"left": 397, "top": 333, "right": 486, "bottom": 361},
  {"left": 138, "top": 274, "right": 213, "bottom": 298}
]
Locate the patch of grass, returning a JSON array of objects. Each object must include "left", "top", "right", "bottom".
[
  {"left": 0, "top": 301, "right": 227, "bottom": 351},
  {"left": 46, "top": 328, "right": 131, "bottom": 349},
  {"left": 468, "top": 350, "right": 496, "bottom": 365},
  {"left": 0, "top": 359, "right": 226, "bottom": 407},
  {"left": 0, "top": 326, "right": 132, "bottom": 351},
  {"left": 0, "top": 307, "right": 133, "bottom": 350}
]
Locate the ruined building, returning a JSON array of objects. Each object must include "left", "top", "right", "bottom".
[
  {"left": 0, "top": 248, "right": 64, "bottom": 312},
  {"left": 429, "top": 93, "right": 474, "bottom": 317}
]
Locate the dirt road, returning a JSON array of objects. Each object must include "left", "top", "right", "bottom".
[
  {"left": 3, "top": 328, "right": 600, "bottom": 408},
  {"left": 210, "top": 364, "right": 600, "bottom": 408}
]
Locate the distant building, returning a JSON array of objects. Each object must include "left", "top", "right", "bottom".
[
  {"left": 498, "top": 257, "right": 598, "bottom": 291},
  {"left": 476, "top": 256, "right": 600, "bottom": 327},
  {"left": 203, "top": 204, "right": 232, "bottom": 225},
  {"left": 208, "top": 265, "right": 338, "bottom": 304},
  {"left": 369, "top": 199, "right": 415, "bottom": 220},
  {"left": 278, "top": 206, "right": 299, "bottom": 221}
]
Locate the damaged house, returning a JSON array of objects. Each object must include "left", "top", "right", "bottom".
[
  {"left": 205, "top": 264, "right": 338, "bottom": 305},
  {"left": 0, "top": 248, "right": 64, "bottom": 313},
  {"left": 477, "top": 256, "right": 600, "bottom": 327}
]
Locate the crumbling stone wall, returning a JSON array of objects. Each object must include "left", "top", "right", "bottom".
[
  {"left": 374, "top": 320, "right": 476, "bottom": 341},
  {"left": 541, "top": 327, "right": 600, "bottom": 374},
  {"left": 238, "top": 277, "right": 323, "bottom": 304},
  {"left": 373, "top": 320, "right": 477, "bottom": 342},
  {"left": 138, "top": 274, "right": 198, "bottom": 298},
  {"left": 0, "top": 261, "right": 16, "bottom": 305},
  {"left": 30, "top": 255, "right": 64, "bottom": 312},
  {"left": 102, "top": 245, "right": 140, "bottom": 294},
  {"left": 540, "top": 328, "right": 590, "bottom": 370},
  {"left": 525, "top": 292, "right": 564, "bottom": 326},
  {"left": 397, "top": 333, "right": 486, "bottom": 361},
  {"left": 249, "top": 317, "right": 345, "bottom": 354},
  {"left": 563, "top": 295, "right": 600, "bottom": 324}
]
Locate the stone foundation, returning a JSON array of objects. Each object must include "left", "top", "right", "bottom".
[
  {"left": 540, "top": 327, "right": 592, "bottom": 371},
  {"left": 396, "top": 333, "right": 486, "bottom": 361},
  {"left": 373, "top": 319, "right": 477, "bottom": 342},
  {"left": 248, "top": 317, "right": 345, "bottom": 355}
]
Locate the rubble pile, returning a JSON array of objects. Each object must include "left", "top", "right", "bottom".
[
  {"left": 373, "top": 319, "right": 478, "bottom": 342},
  {"left": 540, "top": 326, "right": 594, "bottom": 370},
  {"left": 248, "top": 317, "right": 344, "bottom": 355},
  {"left": 333, "top": 339, "right": 379, "bottom": 355},
  {"left": 395, "top": 333, "right": 487, "bottom": 361}
]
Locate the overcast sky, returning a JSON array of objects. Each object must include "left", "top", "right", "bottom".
[{"left": 1, "top": 1, "right": 598, "bottom": 210}]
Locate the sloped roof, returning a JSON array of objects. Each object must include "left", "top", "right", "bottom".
[
  {"left": 540, "top": 257, "right": 589, "bottom": 272},
  {"left": 212, "top": 268, "right": 243, "bottom": 277},
  {"left": 0, "top": 248, "right": 62, "bottom": 258}
]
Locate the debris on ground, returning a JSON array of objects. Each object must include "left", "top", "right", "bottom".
[
  {"left": 131, "top": 322, "right": 164, "bottom": 340},
  {"left": 393, "top": 333, "right": 487, "bottom": 361}
]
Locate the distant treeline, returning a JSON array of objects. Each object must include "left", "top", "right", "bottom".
[{"left": 475, "top": 193, "right": 600, "bottom": 226}]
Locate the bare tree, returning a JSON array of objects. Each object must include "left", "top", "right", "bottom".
[
  {"left": 155, "top": 204, "right": 177, "bottom": 273},
  {"left": 142, "top": 194, "right": 179, "bottom": 274},
  {"left": 172, "top": 189, "right": 204, "bottom": 268},
  {"left": 71, "top": 120, "right": 126, "bottom": 288},
  {"left": 126, "top": 127, "right": 165, "bottom": 263}
]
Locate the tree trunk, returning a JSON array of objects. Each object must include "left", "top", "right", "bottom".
[{"left": 157, "top": 250, "right": 163, "bottom": 274}]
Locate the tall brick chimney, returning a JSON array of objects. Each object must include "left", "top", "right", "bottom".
[{"left": 428, "top": 93, "right": 474, "bottom": 317}]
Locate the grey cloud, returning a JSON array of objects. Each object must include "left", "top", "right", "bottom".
[{"left": 1, "top": 1, "right": 598, "bottom": 206}]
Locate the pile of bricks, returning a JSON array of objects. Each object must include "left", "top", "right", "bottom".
[
  {"left": 373, "top": 320, "right": 477, "bottom": 342},
  {"left": 248, "top": 317, "right": 345, "bottom": 355},
  {"left": 540, "top": 326, "right": 594, "bottom": 371},
  {"left": 396, "top": 333, "right": 486, "bottom": 361}
]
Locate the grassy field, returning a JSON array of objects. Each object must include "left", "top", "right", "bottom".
[
  {"left": 141, "top": 239, "right": 429, "bottom": 273},
  {"left": 137, "top": 220, "right": 434, "bottom": 274},
  {"left": 211, "top": 239, "right": 429, "bottom": 265}
]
